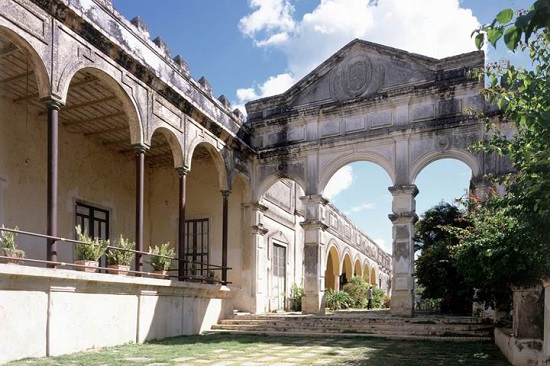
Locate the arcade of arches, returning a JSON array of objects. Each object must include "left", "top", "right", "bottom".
[{"left": 0, "top": 0, "right": 507, "bottom": 321}]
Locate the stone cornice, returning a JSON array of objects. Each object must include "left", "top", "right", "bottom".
[
  {"left": 388, "top": 185, "right": 419, "bottom": 197},
  {"left": 300, "top": 220, "right": 328, "bottom": 231},
  {"left": 388, "top": 212, "right": 419, "bottom": 224}
]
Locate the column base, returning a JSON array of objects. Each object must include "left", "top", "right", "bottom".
[
  {"left": 390, "top": 290, "right": 414, "bottom": 317},
  {"left": 302, "top": 293, "right": 325, "bottom": 315}
]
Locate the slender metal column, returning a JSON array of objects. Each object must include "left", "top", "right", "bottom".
[
  {"left": 134, "top": 144, "right": 147, "bottom": 274},
  {"left": 177, "top": 167, "right": 189, "bottom": 280},
  {"left": 221, "top": 190, "right": 231, "bottom": 284},
  {"left": 44, "top": 99, "right": 62, "bottom": 267}
]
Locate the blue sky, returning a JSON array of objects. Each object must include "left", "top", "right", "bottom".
[{"left": 113, "top": 0, "right": 533, "bottom": 254}]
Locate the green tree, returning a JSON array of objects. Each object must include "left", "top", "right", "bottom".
[
  {"left": 414, "top": 202, "right": 471, "bottom": 313},
  {"left": 453, "top": 0, "right": 550, "bottom": 309}
]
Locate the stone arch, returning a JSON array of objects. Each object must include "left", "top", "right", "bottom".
[
  {"left": 0, "top": 25, "right": 50, "bottom": 99},
  {"left": 62, "top": 66, "right": 143, "bottom": 145},
  {"left": 354, "top": 257, "right": 362, "bottom": 277},
  {"left": 370, "top": 267, "right": 377, "bottom": 286},
  {"left": 232, "top": 171, "right": 252, "bottom": 204},
  {"left": 325, "top": 243, "right": 340, "bottom": 291},
  {"left": 319, "top": 151, "right": 395, "bottom": 195},
  {"left": 254, "top": 172, "right": 308, "bottom": 203},
  {"left": 363, "top": 260, "right": 370, "bottom": 283},
  {"left": 341, "top": 251, "right": 353, "bottom": 286},
  {"left": 148, "top": 126, "right": 184, "bottom": 168},
  {"left": 187, "top": 141, "right": 229, "bottom": 191},
  {"left": 410, "top": 149, "right": 480, "bottom": 184}
]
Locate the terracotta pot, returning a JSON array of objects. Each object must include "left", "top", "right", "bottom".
[
  {"left": 107, "top": 264, "right": 130, "bottom": 276},
  {"left": 0, "top": 248, "right": 25, "bottom": 264},
  {"left": 153, "top": 270, "right": 168, "bottom": 279},
  {"left": 75, "top": 260, "right": 99, "bottom": 273}
]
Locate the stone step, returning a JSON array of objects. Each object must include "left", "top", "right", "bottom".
[
  {"left": 205, "top": 329, "right": 493, "bottom": 343},
  {"left": 210, "top": 314, "right": 493, "bottom": 342},
  {"left": 230, "top": 314, "right": 487, "bottom": 325},
  {"left": 219, "top": 318, "right": 490, "bottom": 329},
  {"left": 211, "top": 323, "right": 491, "bottom": 336}
]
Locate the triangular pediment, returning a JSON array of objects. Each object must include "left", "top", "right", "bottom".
[{"left": 282, "top": 39, "right": 474, "bottom": 107}]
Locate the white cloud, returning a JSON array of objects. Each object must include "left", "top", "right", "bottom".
[
  {"left": 235, "top": 73, "right": 295, "bottom": 109},
  {"left": 324, "top": 165, "right": 354, "bottom": 200},
  {"left": 237, "top": 0, "right": 480, "bottom": 103},
  {"left": 374, "top": 237, "right": 392, "bottom": 254},
  {"left": 239, "top": 0, "right": 296, "bottom": 46},
  {"left": 349, "top": 202, "right": 375, "bottom": 213}
]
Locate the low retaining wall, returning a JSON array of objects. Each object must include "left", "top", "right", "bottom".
[
  {"left": 0, "top": 264, "right": 234, "bottom": 364},
  {"left": 495, "top": 328, "right": 542, "bottom": 366}
]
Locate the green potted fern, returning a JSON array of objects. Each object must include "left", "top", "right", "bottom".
[
  {"left": 148, "top": 242, "right": 175, "bottom": 278},
  {"left": 105, "top": 235, "right": 135, "bottom": 275},
  {"left": 75, "top": 225, "right": 108, "bottom": 273},
  {"left": 0, "top": 226, "right": 24, "bottom": 264}
]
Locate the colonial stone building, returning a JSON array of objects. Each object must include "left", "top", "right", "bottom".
[{"left": 0, "top": 0, "right": 508, "bottom": 362}]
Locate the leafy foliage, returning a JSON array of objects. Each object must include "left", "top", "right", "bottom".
[
  {"left": 0, "top": 226, "right": 19, "bottom": 251},
  {"left": 457, "top": 1, "right": 550, "bottom": 308},
  {"left": 105, "top": 235, "right": 135, "bottom": 266},
  {"left": 342, "top": 276, "right": 369, "bottom": 308},
  {"left": 450, "top": 194, "right": 549, "bottom": 307},
  {"left": 371, "top": 287, "right": 388, "bottom": 309},
  {"left": 75, "top": 225, "right": 108, "bottom": 261},
  {"left": 473, "top": 0, "right": 550, "bottom": 51},
  {"left": 414, "top": 202, "right": 472, "bottom": 313},
  {"left": 289, "top": 283, "right": 304, "bottom": 311},
  {"left": 148, "top": 242, "right": 175, "bottom": 271},
  {"left": 325, "top": 289, "right": 353, "bottom": 310}
]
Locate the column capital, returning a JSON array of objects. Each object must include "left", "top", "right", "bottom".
[
  {"left": 176, "top": 167, "right": 190, "bottom": 176},
  {"left": 300, "top": 194, "right": 329, "bottom": 206},
  {"left": 244, "top": 201, "right": 269, "bottom": 212},
  {"left": 132, "top": 143, "right": 149, "bottom": 154},
  {"left": 388, "top": 184, "right": 418, "bottom": 197},
  {"left": 221, "top": 189, "right": 231, "bottom": 197},
  {"left": 251, "top": 224, "right": 269, "bottom": 236},
  {"left": 300, "top": 219, "right": 329, "bottom": 231},
  {"left": 388, "top": 211, "right": 418, "bottom": 224},
  {"left": 41, "top": 97, "right": 63, "bottom": 110}
]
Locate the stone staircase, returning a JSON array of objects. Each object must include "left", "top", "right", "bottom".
[{"left": 208, "top": 312, "right": 493, "bottom": 342}]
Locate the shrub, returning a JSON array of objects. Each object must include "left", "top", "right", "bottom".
[
  {"left": 342, "top": 275, "right": 369, "bottom": 308},
  {"left": 371, "top": 287, "right": 387, "bottom": 309},
  {"left": 289, "top": 283, "right": 304, "bottom": 311},
  {"left": 325, "top": 289, "right": 352, "bottom": 310}
]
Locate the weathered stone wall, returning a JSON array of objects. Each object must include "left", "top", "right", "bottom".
[{"left": 0, "top": 264, "right": 233, "bottom": 364}]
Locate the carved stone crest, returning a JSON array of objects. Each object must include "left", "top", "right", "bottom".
[{"left": 331, "top": 54, "right": 383, "bottom": 102}]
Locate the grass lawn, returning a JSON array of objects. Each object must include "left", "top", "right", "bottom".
[{"left": 7, "top": 333, "right": 510, "bottom": 365}]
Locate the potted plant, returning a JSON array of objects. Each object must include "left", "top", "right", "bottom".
[
  {"left": 188, "top": 263, "right": 205, "bottom": 282},
  {"left": 75, "top": 225, "right": 108, "bottom": 272},
  {"left": 206, "top": 269, "right": 218, "bottom": 284},
  {"left": 148, "top": 242, "right": 175, "bottom": 278},
  {"left": 105, "top": 235, "right": 135, "bottom": 275},
  {"left": 0, "top": 226, "right": 24, "bottom": 264}
]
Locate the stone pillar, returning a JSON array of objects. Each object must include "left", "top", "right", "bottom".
[
  {"left": 221, "top": 190, "right": 231, "bottom": 284},
  {"left": 134, "top": 144, "right": 147, "bottom": 274},
  {"left": 249, "top": 202, "right": 269, "bottom": 313},
  {"left": 177, "top": 167, "right": 189, "bottom": 280},
  {"left": 543, "top": 279, "right": 550, "bottom": 361},
  {"left": 388, "top": 184, "right": 418, "bottom": 317},
  {"left": 300, "top": 194, "right": 328, "bottom": 314},
  {"left": 512, "top": 285, "right": 544, "bottom": 339},
  {"left": 43, "top": 98, "right": 63, "bottom": 266}
]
